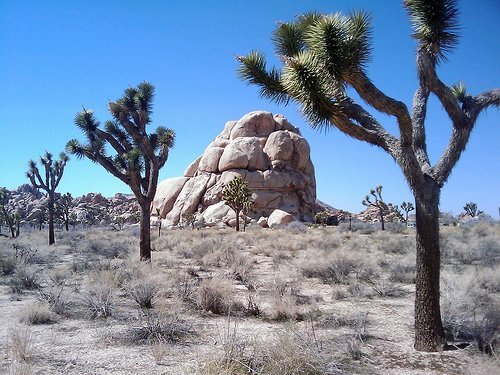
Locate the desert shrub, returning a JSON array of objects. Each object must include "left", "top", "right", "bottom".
[
  {"left": 79, "top": 272, "right": 118, "bottom": 319},
  {"left": 302, "top": 253, "right": 361, "bottom": 284},
  {"left": 385, "top": 222, "right": 408, "bottom": 234},
  {"left": 388, "top": 261, "right": 416, "bottom": 284},
  {"left": 126, "top": 303, "right": 191, "bottom": 344},
  {"left": 252, "top": 328, "right": 338, "bottom": 374},
  {"left": 382, "top": 236, "right": 414, "bottom": 255},
  {"left": 350, "top": 222, "right": 376, "bottom": 234},
  {"left": 245, "top": 291, "right": 262, "bottom": 317},
  {"left": 285, "top": 221, "right": 308, "bottom": 234},
  {"left": 200, "top": 320, "right": 339, "bottom": 375},
  {"left": 368, "top": 280, "right": 409, "bottom": 298},
  {"left": 9, "top": 265, "right": 41, "bottom": 293},
  {"left": 8, "top": 326, "right": 34, "bottom": 362},
  {"left": 197, "top": 278, "right": 233, "bottom": 315},
  {"left": 441, "top": 272, "right": 499, "bottom": 354},
  {"left": 228, "top": 254, "right": 253, "bottom": 284},
  {"left": 475, "top": 238, "right": 500, "bottom": 267},
  {"left": 129, "top": 278, "right": 159, "bottom": 309},
  {"left": 20, "top": 302, "right": 55, "bottom": 325},
  {"left": 169, "top": 269, "right": 199, "bottom": 303},
  {"left": 0, "top": 252, "right": 17, "bottom": 275}
]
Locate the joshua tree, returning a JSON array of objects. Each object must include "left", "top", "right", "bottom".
[
  {"left": 26, "top": 152, "right": 68, "bottom": 245},
  {"left": 362, "top": 186, "right": 387, "bottom": 231},
  {"left": 222, "top": 176, "right": 252, "bottom": 232},
  {"left": 0, "top": 187, "right": 18, "bottom": 238},
  {"left": 237, "top": 0, "right": 499, "bottom": 351},
  {"left": 182, "top": 213, "right": 196, "bottom": 230},
  {"left": 56, "top": 193, "right": 73, "bottom": 231},
  {"left": 66, "top": 82, "right": 175, "bottom": 261},
  {"left": 399, "top": 201, "right": 415, "bottom": 224},
  {"left": 463, "top": 202, "right": 483, "bottom": 217}
]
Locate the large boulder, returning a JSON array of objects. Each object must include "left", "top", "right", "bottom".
[
  {"left": 153, "top": 111, "right": 317, "bottom": 227},
  {"left": 152, "top": 177, "right": 189, "bottom": 217},
  {"left": 268, "top": 209, "right": 295, "bottom": 228}
]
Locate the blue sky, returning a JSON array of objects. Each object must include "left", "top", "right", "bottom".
[{"left": 1, "top": 1, "right": 499, "bottom": 217}]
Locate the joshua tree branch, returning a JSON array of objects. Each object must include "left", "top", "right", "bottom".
[
  {"left": 349, "top": 71, "right": 413, "bottom": 146},
  {"left": 411, "top": 87, "right": 431, "bottom": 170}
]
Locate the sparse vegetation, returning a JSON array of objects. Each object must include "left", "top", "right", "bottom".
[{"left": 0, "top": 223, "right": 498, "bottom": 373}]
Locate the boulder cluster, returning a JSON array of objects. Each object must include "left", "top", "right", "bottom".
[
  {"left": 152, "top": 111, "right": 317, "bottom": 228},
  {"left": 3, "top": 185, "right": 139, "bottom": 228}
]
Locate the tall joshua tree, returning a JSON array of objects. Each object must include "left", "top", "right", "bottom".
[
  {"left": 237, "top": 0, "right": 499, "bottom": 351},
  {"left": 222, "top": 176, "right": 252, "bottom": 232},
  {"left": 362, "top": 186, "right": 387, "bottom": 230},
  {"left": 26, "top": 152, "right": 68, "bottom": 245},
  {"left": 66, "top": 82, "right": 175, "bottom": 261}
]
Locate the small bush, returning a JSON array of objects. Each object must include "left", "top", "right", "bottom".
[
  {"left": 197, "top": 278, "right": 233, "bottom": 315},
  {"left": 9, "top": 326, "right": 34, "bottom": 362},
  {"left": 388, "top": 262, "right": 416, "bottom": 284},
  {"left": 129, "top": 279, "right": 159, "bottom": 309},
  {"left": 20, "top": 302, "right": 55, "bottom": 325},
  {"left": 79, "top": 278, "right": 115, "bottom": 319},
  {"left": 126, "top": 304, "right": 191, "bottom": 344},
  {"left": 0, "top": 252, "right": 17, "bottom": 275},
  {"left": 476, "top": 239, "right": 500, "bottom": 267},
  {"left": 369, "top": 280, "right": 408, "bottom": 298},
  {"left": 302, "top": 254, "right": 360, "bottom": 284},
  {"left": 9, "top": 266, "right": 41, "bottom": 294}
]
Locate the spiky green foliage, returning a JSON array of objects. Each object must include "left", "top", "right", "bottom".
[
  {"left": 238, "top": 11, "right": 372, "bottom": 130},
  {"left": 66, "top": 82, "right": 175, "bottom": 261},
  {"left": 451, "top": 81, "right": 471, "bottom": 103},
  {"left": 222, "top": 176, "right": 253, "bottom": 232},
  {"left": 463, "top": 202, "right": 483, "bottom": 217},
  {"left": 26, "top": 152, "right": 68, "bottom": 245},
  {"left": 404, "top": 0, "right": 459, "bottom": 62}
]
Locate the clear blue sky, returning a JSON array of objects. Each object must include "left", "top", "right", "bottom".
[{"left": 1, "top": 1, "right": 499, "bottom": 217}]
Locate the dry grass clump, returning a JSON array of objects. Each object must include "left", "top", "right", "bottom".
[
  {"left": 128, "top": 277, "right": 160, "bottom": 309},
  {"left": 78, "top": 269, "right": 123, "bottom": 319},
  {"left": 301, "top": 252, "right": 362, "bottom": 285},
  {"left": 197, "top": 278, "right": 235, "bottom": 315},
  {"left": 19, "top": 301, "right": 55, "bottom": 325},
  {"left": 200, "top": 318, "right": 341, "bottom": 375},
  {"left": 8, "top": 326, "right": 35, "bottom": 364},
  {"left": 441, "top": 270, "right": 499, "bottom": 354},
  {"left": 9, "top": 265, "right": 41, "bottom": 294},
  {"left": 125, "top": 300, "right": 192, "bottom": 345}
]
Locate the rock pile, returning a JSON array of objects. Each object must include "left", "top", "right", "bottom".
[
  {"left": 2, "top": 185, "right": 139, "bottom": 228},
  {"left": 153, "top": 111, "right": 317, "bottom": 228}
]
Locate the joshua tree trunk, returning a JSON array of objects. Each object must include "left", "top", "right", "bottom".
[
  {"left": 47, "top": 193, "right": 55, "bottom": 245},
  {"left": 235, "top": 209, "right": 240, "bottom": 232},
  {"left": 139, "top": 202, "right": 152, "bottom": 261},
  {"left": 379, "top": 208, "right": 385, "bottom": 231},
  {"left": 413, "top": 179, "right": 446, "bottom": 351}
]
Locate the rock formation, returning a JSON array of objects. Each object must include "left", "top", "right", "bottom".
[
  {"left": 2, "top": 184, "right": 140, "bottom": 228},
  {"left": 153, "top": 111, "right": 317, "bottom": 227}
]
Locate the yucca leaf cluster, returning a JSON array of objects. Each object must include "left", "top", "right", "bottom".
[{"left": 238, "top": 11, "right": 371, "bottom": 128}]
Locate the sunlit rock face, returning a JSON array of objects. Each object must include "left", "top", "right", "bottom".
[{"left": 153, "top": 111, "right": 317, "bottom": 227}]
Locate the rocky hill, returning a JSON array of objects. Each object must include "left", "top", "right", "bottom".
[{"left": 152, "top": 111, "right": 317, "bottom": 228}]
